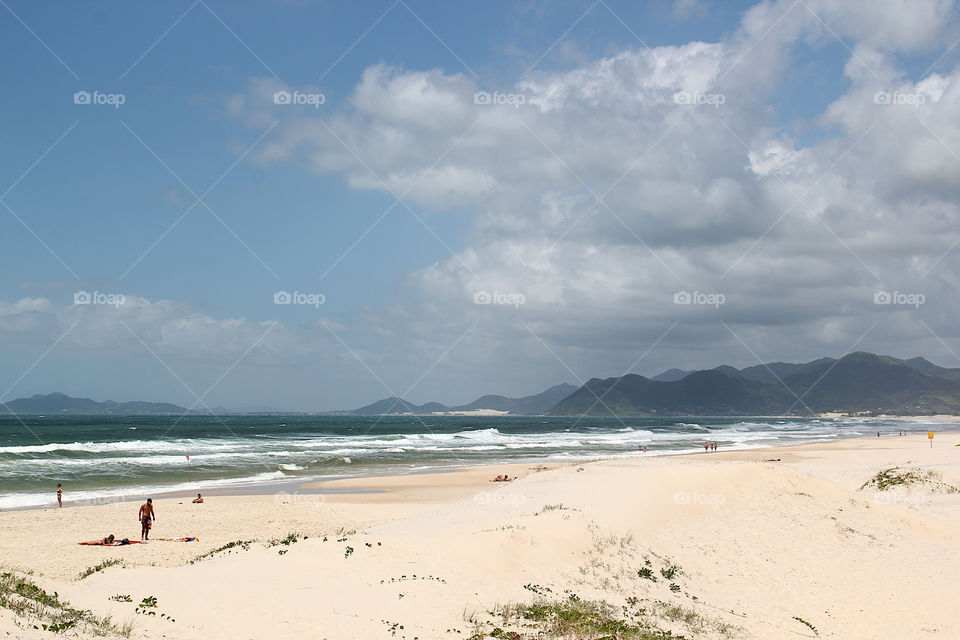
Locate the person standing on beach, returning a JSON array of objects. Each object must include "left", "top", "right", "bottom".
[
  {"left": 138, "top": 498, "right": 156, "bottom": 541},
  {"left": 56, "top": 484, "right": 62, "bottom": 508}
]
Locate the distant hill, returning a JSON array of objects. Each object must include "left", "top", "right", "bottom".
[
  {"left": 351, "top": 397, "right": 450, "bottom": 415},
  {"left": 898, "top": 356, "right": 960, "bottom": 381},
  {"left": 351, "top": 383, "right": 577, "bottom": 416},
  {"left": 547, "top": 353, "right": 960, "bottom": 416},
  {"left": 451, "top": 384, "right": 578, "bottom": 414},
  {"left": 651, "top": 368, "right": 693, "bottom": 382},
  {"left": 1, "top": 392, "right": 189, "bottom": 415}
]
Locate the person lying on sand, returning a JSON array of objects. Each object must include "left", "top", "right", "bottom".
[
  {"left": 138, "top": 498, "right": 156, "bottom": 541},
  {"left": 192, "top": 493, "right": 204, "bottom": 503},
  {"left": 490, "top": 475, "right": 512, "bottom": 482}
]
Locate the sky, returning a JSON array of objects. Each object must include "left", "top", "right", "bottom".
[{"left": 1, "top": 0, "right": 960, "bottom": 411}]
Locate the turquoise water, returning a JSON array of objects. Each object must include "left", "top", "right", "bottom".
[{"left": 0, "top": 414, "right": 938, "bottom": 509}]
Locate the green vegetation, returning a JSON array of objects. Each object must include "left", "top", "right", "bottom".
[
  {"left": 135, "top": 595, "right": 174, "bottom": 622},
  {"left": 792, "top": 616, "right": 818, "bottom": 636},
  {"left": 637, "top": 567, "right": 657, "bottom": 582},
  {"left": 266, "top": 532, "right": 307, "bottom": 547},
  {"left": 0, "top": 570, "right": 129, "bottom": 636},
  {"left": 651, "top": 601, "right": 735, "bottom": 636},
  {"left": 78, "top": 559, "right": 123, "bottom": 580},
  {"left": 190, "top": 540, "right": 254, "bottom": 564},
  {"left": 468, "top": 596, "right": 684, "bottom": 639},
  {"left": 660, "top": 564, "right": 681, "bottom": 580},
  {"left": 381, "top": 575, "right": 446, "bottom": 584},
  {"left": 108, "top": 594, "right": 132, "bottom": 603},
  {"left": 522, "top": 583, "right": 552, "bottom": 596},
  {"left": 535, "top": 504, "right": 570, "bottom": 515},
  {"left": 859, "top": 467, "right": 960, "bottom": 492}
]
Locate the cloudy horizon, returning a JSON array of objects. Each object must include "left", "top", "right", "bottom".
[{"left": 3, "top": 0, "right": 960, "bottom": 411}]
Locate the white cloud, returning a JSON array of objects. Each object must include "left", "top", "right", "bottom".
[{"left": 206, "top": 1, "right": 960, "bottom": 391}]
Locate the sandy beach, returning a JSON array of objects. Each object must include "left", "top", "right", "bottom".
[{"left": 2, "top": 429, "right": 959, "bottom": 639}]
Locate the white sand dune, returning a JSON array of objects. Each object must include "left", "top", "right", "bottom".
[{"left": 2, "top": 431, "right": 959, "bottom": 639}]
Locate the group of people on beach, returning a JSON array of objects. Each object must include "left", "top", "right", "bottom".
[
  {"left": 55, "top": 484, "right": 205, "bottom": 542},
  {"left": 704, "top": 442, "right": 719, "bottom": 452}
]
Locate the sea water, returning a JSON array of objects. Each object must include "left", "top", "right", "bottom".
[{"left": 0, "top": 414, "right": 941, "bottom": 509}]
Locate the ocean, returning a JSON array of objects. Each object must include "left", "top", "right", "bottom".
[{"left": 0, "top": 414, "right": 941, "bottom": 509}]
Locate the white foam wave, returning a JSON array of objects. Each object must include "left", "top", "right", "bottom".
[{"left": 0, "top": 470, "right": 286, "bottom": 510}]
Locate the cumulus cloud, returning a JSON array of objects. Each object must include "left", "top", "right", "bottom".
[{"left": 213, "top": 0, "right": 960, "bottom": 387}]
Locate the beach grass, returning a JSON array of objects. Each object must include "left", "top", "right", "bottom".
[
  {"left": 78, "top": 559, "right": 123, "bottom": 580},
  {"left": 469, "top": 596, "right": 688, "bottom": 639},
  {"left": 0, "top": 570, "right": 128, "bottom": 636},
  {"left": 189, "top": 540, "right": 254, "bottom": 564},
  {"left": 859, "top": 467, "right": 959, "bottom": 492}
]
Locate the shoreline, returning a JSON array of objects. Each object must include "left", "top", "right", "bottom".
[
  {"left": 8, "top": 418, "right": 956, "bottom": 514},
  {"left": 0, "top": 414, "right": 960, "bottom": 513}
]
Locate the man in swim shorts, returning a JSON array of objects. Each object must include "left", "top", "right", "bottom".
[{"left": 138, "top": 498, "right": 156, "bottom": 540}]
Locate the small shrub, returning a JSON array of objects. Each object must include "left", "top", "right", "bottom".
[{"left": 78, "top": 559, "right": 122, "bottom": 580}]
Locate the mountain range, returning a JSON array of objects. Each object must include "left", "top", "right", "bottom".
[
  {"left": 549, "top": 353, "right": 960, "bottom": 416},
  {"left": 0, "top": 392, "right": 190, "bottom": 415},
  {"left": 350, "top": 383, "right": 578, "bottom": 415},
  {"left": 3, "top": 353, "right": 959, "bottom": 417}
]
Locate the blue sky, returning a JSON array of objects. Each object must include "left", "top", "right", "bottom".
[
  {"left": 2, "top": 0, "right": 759, "bottom": 321},
  {"left": 2, "top": 1, "right": 960, "bottom": 410}
]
